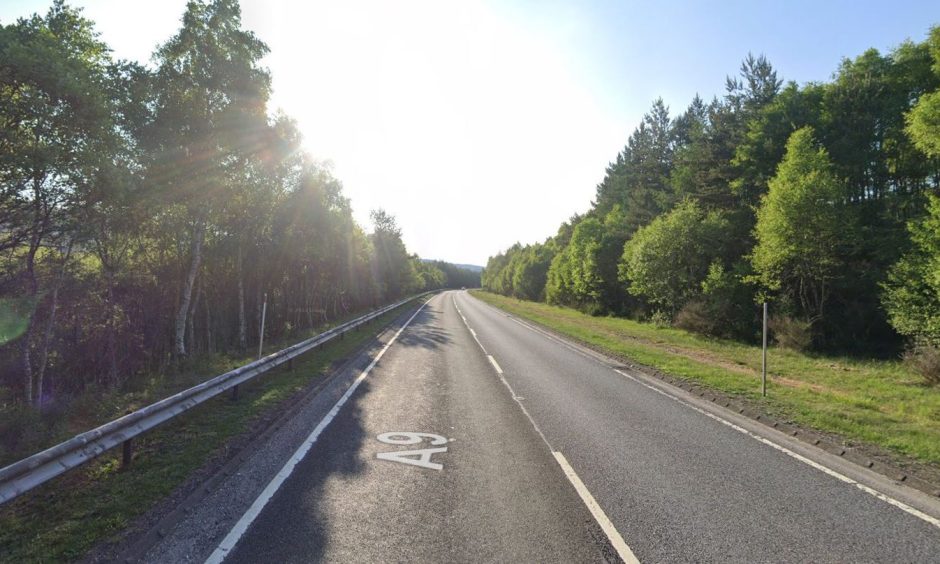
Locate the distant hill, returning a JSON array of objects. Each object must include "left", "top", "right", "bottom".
[
  {"left": 452, "top": 263, "right": 483, "bottom": 272},
  {"left": 422, "top": 259, "right": 483, "bottom": 272}
]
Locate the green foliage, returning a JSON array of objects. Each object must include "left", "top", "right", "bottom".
[
  {"left": 491, "top": 34, "right": 940, "bottom": 356},
  {"left": 908, "top": 91, "right": 940, "bottom": 158},
  {"left": 594, "top": 100, "right": 676, "bottom": 229},
  {"left": 620, "top": 200, "right": 730, "bottom": 315},
  {"left": 425, "top": 260, "right": 481, "bottom": 289},
  {"left": 698, "top": 260, "right": 758, "bottom": 339},
  {"left": 369, "top": 209, "right": 418, "bottom": 300},
  {"left": 483, "top": 241, "right": 555, "bottom": 302},
  {"left": 882, "top": 194, "right": 940, "bottom": 345},
  {"left": 0, "top": 1, "right": 452, "bottom": 406},
  {"left": 750, "top": 127, "right": 854, "bottom": 327},
  {"left": 906, "top": 26, "right": 940, "bottom": 158}
]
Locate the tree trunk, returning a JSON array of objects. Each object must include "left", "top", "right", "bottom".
[
  {"left": 237, "top": 243, "right": 247, "bottom": 349},
  {"left": 37, "top": 241, "right": 73, "bottom": 407},
  {"left": 21, "top": 200, "right": 43, "bottom": 404},
  {"left": 21, "top": 315, "right": 35, "bottom": 406},
  {"left": 36, "top": 285, "right": 59, "bottom": 408},
  {"left": 203, "top": 283, "right": 213, "bottom": 353},
  {"left": 105, "top": 271, "right": 119, "bottom": 388},
  {"left": 102, "top": 253, "right": 118, "bottom": 386},
  {"left": 189, "top": 273, "right": 202, "bottom": 355},
  {"left": 175, "top": 217, "right": 206, "bottom": 357}
]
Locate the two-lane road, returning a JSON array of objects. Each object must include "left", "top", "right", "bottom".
[
  {"left": 216, "top": 292, "right": 618, "bottom": 563},
  {"left": 152, "top": 291, "right": 940, "bottom": 563}
]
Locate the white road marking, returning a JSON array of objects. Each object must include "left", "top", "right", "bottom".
[
  {"left": 453, "top": 293, "right": 642, "bottom": 562},
  {"left": 466, "top": 293, "right": 940, "bottom": 530},
  {"left": 376, "top": 447, "right": 447, "bottom": 470},
  {"left": 612, "top": 368, "right": 940, "bottom": 531},
  {"left": 204, "top": 301, "right": 431, "bottom": 564},
  {"left": 377, "top": 431, "right": 448, "bottom": 445},
  {"left": 454, "top": 294, "right": 488, "bottom": 352},
  {"left": 487, "top": 355, "right": 503, "bottom": 374},
  {"left": 554, "top": 451, "right": 641, "bottom": 564}
]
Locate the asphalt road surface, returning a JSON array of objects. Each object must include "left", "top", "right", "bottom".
[{"left": 190, "top": 291, "right": 940, "bottom": 563}]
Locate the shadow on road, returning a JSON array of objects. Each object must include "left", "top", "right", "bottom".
[
  {"left": 224, "top": 301, "right": 440, "bottom": 563},
  {"left": 397, "top": 306, "right": 451, "bottom": 350}
]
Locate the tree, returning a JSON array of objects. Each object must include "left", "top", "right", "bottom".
[
  {"left": 750, "top": 127, "right": 854, "bottom": 326},
  {"left": 148, "top": 0, "right": 271, "bottom": 357},
  {"left": 510, "top": 243, "right": 554, "bottom": 301},
  {"left": 0, "top": 1, "right": 114, "bottom": 404},
  {"left": 370, "top": 209, "right": 417, "bottom": 301},
  {"left": 619, "top": 199, "right": 729, "bottom": 315},
  {"left": 594, "top": 99, "right": 675, "bottom": 231},
  {"left": 674, "top": 55, "right": 781, "bottom": 212},
  {"left": 906, "top": 26, "right": 940, "bottom": 158},
  {"left": 882, "top": 194, "right": 940, "bottom": 345}
]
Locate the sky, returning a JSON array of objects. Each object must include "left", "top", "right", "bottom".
[{"left": 2, "top": 1, "right": 939, "bottom": 266}]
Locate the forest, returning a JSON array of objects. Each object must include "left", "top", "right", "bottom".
[
  {"left": 0, "top": 0, "right": 479, "bottom": 412},
  {"left": 483, "top": 27, "right": 940, "bottom": 377}
]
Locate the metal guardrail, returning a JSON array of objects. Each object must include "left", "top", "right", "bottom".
[{"left": 0, "top": 292, "right": 434, "bottom": 505}]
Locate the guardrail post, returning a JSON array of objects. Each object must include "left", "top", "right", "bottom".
[
  {"left": 122, "top": 438, "right": 133, "bottom": 469},
  {"left": 232, "top": 384, "right": 239, "bottom": 401},
  {"left": 288, "top": 357, "right": 294, "bottom": 371}
]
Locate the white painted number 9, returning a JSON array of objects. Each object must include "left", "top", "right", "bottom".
[{"left": 377, "top": 432, "right": 448, "bottom": 446}]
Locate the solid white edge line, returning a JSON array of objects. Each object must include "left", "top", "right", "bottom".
[
  {"left": 467, "top": 294, "right": 940, "bottom": 531},
  {"left": 204, "top": 300, "right": 431, "bottom": 564},
  {"left": 553, "top": 451, "right": 641, "bottom": 564},
  {"left": 612, "top": 368, "right": 940, "bottom": 531}
]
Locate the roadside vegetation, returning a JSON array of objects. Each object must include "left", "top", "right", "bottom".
[
  {"left": 473, "top": 291, "right": 940, "bottom": 468},
  {"left": 0, "top": 0, "right": 479, "bottom": 460},
  {"left": 482, "top": 28, "right": 940, "bottom": 387},
  {"left": 0, "top": 303, "right": 415, "bottom": 562}
]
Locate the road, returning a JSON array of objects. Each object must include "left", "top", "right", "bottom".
[{"left": 150, "top": 291, "right": 940, "bottom": 563}]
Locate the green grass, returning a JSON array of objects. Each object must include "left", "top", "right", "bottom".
[
  {"left": 471, "top": 291, "right": 940, "bottom": 467},
  {"left": 0, "top": 304, "right": 415, "bottom": 562}
]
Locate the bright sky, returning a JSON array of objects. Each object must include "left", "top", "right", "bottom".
[{"left": 2, "top": 1, "right": 939, "bottom": 265}]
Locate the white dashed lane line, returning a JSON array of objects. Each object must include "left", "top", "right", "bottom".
[
  {"left": 453, "top": 292, "right": 641, "bottom": 564},
  {"left": 465, "top": 292, "right": 940, "bottom": 532}
]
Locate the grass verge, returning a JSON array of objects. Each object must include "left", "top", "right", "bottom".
[
  {"left": 0, "top": 302, "right": 416, "bottom": 562},
  {"left": 471, "top": 291, "right": 940, "bottom": 468}
]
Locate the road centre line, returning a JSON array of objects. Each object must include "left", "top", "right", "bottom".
[
  {"left": 487, "top": 355, "right": 503, "bottom": 374},
  {"left": 466, "top": 293, "right": 940, "bottom": 534},
  {"left": 454, "top": 293, "right": 640, "bottom": 563},
  {"left": 554, "top": 452, "right": 640, "bottom": 564},
  {"left": 611, "top": 368, "right": 940, "bottom": 531},
  {"left": 453, "top": 294, "right": 487, "bottom": 353},
  {"left": 204, "top": 300, "right": 431, "bottom": 564}
]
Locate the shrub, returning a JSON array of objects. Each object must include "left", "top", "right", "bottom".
[
  {"left": 770, "top": 316, "right": 812, "bottom": 351},
  {"left": 904, "top": 345, "right": 940, "bottom": 387},
  {"left": 650, "top": 310, "right": 672, "bottom": 328},
  {"left": 674, "top": 300, "right": 718, "bottom": 336},
  {"left": 0, "top": 406, "right": 45, "bottom": 464}
]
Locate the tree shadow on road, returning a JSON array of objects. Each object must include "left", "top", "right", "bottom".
[
  {"left": 222, "top": 302, "right": 446, "bottom": 562},
  {"left": 397, "top": 305, "right": 451, "bottom": 350}
]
